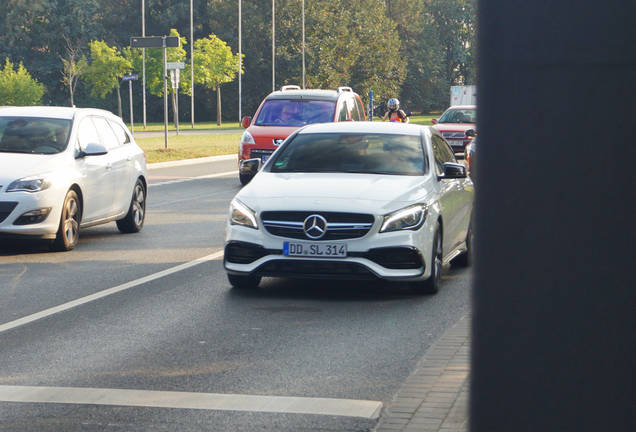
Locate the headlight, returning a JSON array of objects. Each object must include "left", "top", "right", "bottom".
[
  {"left": 240, "top": 131, "right": 255, "bottom": 145},
  {"left": 229, "top": 199, "right": 258, "bottom": 229},
  {"left": 6, "top": 176, "right": 52, "bottom": 193},
  {"left": 380, "top": 204, "right": 427, "bottom": 233}
]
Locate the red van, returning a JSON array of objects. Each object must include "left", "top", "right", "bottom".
[{"left": 238, "top": 85, "right": 366, "bottom": 184}]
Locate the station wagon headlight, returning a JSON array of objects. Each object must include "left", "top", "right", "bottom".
[
  {"left": 240, "top": 131, "right": 255, "bottom": 145},
  {"left": 229, "top": 199, "right": 258, "bottom": 229},
  {"left": 6, "top": 175, "right": 52, "bottom": 193},
  {"left": 380, "top": 204, "right": 427, "bottom": 233}
]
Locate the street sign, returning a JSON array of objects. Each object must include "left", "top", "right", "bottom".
[
  {"left": 166, "top": 62, "right": 185, "bottom": 70},
  {"left": 130, "top": 36, "right": 180, "bottom": 48},
  {"left": 122, "top": 74, "right": 138, "bottom": 81}
]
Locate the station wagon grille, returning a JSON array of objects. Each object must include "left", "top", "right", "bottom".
[
  {"left": 442, "top": 132, "right": 466, "bottom": 139},
  {"left": 261, "top": 211, "right": 375, "bottom": 240}
]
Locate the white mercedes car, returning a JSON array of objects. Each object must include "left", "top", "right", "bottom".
[
  {"left": 0, "top": 106, "right": 147, "bottom": 251},
  {"left": 224, "top": 122, "right": 474, "bottom": 294}
]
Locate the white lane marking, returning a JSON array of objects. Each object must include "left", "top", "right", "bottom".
[
  {"left": 0, "top": 251, "right": 224, "bottom": 334},
  {"left": 149, "top": 170, "right": 237, "bottom": 187},
  {"left": 148, "top": 154, "right": 237, "bottom": 170},
  {"left": 0, "top": 385, "right": 382, "bottom": 419}
]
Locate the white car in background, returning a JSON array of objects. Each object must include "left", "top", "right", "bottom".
[
  {"left": 0, "top": 106, "right": 147, "bottom": 251},
  {"left": 224, "top": 122, "right": 474, "bottom": 294}
]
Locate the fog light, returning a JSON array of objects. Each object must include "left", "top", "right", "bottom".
[{"left": 13, "top": 208, "right": 52, "bottom": 225}]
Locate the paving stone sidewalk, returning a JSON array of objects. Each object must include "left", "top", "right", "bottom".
[{"left": 374, "top": 315, "right": 470, "bottom": 432}]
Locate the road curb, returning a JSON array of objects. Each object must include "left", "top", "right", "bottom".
[
  {"left": 147, "top": 154, "right": 237, "bottom": 170},
  {"left": 374, "top": 314, "right": 470, "bottom": 432}
]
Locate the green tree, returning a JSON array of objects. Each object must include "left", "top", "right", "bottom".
[
  {"left": 192, "top": 33, "right": 242, "bottom": 125},
  {"left": 60, "top": 38, "right": 88, "bottom": 107},
  {"left": 84, "top": 40, "right": 132, "bottom": 117},
  {"left": 0, "top": 58, "right": 45, "bottom": 105}
]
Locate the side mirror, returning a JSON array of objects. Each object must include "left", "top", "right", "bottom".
[
  {"left": 241, "top": 116, "right": 251, "bottom": 129},
  {"left": 76, "top": 142, "right": 108, "bottom": 158},
  {"left": 431, "top": 118, "right": 438, "bottom": 125},
  {"left": 465, "top": 129, "right": 476, "bottom": 138},
  {"left": 239, "top": 158, "right": 262, "bottom": 183},
  {"left": 438, "top": 162, "right": 467, "bottom": 180}
]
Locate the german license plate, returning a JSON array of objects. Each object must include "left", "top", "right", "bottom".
[
  {"left": 448, "top": 139, "right": 464, "bottom": 148},
  {"left": 283, "top": 241, "right": 347, "bottom": 258},
  {"left": 262, "top": 155, "right": 269, "bottom": 163}
]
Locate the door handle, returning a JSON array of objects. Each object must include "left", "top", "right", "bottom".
[{"left": 106, "top": 163, "right": 112, "bottom": 170}]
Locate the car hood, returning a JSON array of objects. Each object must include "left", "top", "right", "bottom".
[
  {"left": 0, "top": 152, "right": 68, "bottom": 185},
  {"left": 237, "top": 172, "right": 432, "bottom": 214},
  {"left": 432, "top": 123, "right": 475, "bottom": 132},
  {"left": 247, "top": 125, "right": 300, "bottom": 145}
]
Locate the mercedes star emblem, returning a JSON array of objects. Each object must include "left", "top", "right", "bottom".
[{"left": 303, "top": 214, "right": 328, "bottom": 240}]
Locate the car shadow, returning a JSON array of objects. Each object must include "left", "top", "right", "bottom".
[{"left": 226, "top": 276, "right": 429, "bottom": 303}]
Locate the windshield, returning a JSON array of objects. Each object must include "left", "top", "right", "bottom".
[
  {"left": 254, "top": 99, "right": 336, "bottom": 126},
  {"left": 438, "top": 108, "right": 476, "bottom": 124},
  {"left": 270, "top": 132, "right": 427, "bottom": 175},
  {"left": 0, "top": 117, "right": 72, "bottom": 154}
]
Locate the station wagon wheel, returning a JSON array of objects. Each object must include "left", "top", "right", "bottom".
[
  {"left": 51, "top": 190, "right": 81, "bottom": 251},
  {"left": 116, "top": 179, "right": 146, "bottom": 233}
]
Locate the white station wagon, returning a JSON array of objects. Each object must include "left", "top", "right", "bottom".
[
  {"left": 0, "top": 106, "right": 147, "bottom": 251},
  {"left": 225, "top": 122, "right": 474, "bottom": 294}
]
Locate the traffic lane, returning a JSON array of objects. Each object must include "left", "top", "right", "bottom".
[
  {"left": 0, "top": 175, "right": 240, "bottom": 324},
  {"left": 0, "top": 256, "right": 471, "bottom": 431},
  {"left": 147, "top": 155, "right": 238, "bottom": 184}
]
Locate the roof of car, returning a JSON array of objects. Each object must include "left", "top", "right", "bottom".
[
  {"left": 0, "top": 106, "right": 120, "bottom": 120},
  {"left": 266, "top": 88, "right": 355, "bottom": 102},
  {"left": 446, "top": 105, "right": 476, "bottom": 110},
  {"left": 297, "top": 121, "right": 429, "bottom": 136}
]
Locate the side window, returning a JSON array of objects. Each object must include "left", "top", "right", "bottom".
[
  {"left": 354, "top": 97, "right": 366, "bottom": 121},
  {"left": 92, "top": 116, "right": 119, "bottom": 150},
  {"left": 76, "top": 117, "right": 100, "bottom": 151},
  {"left": 108, "top": 120, "right": 131, "bottom": 145},
  {"left": 431, "top": 135, "right": 454, "bottom": 175},
  {"left": 349, "top": 97, "right": 362, "bottom": 121},
  {"left": 337, "top": 99, "right": 350, "bottom": 122},
  {"left": 437, "top": 136, "right": 457, "bottom": 164}
]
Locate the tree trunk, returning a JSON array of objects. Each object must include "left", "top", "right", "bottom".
[
  {"left": 116, "top": 86, "right": 122, "bottom": 118},
  {"left": 216, "top": 85, "right": 222, "bottom": 126},
  {"left": 69, "top": 86, "right": 74, "bottom": 107}
]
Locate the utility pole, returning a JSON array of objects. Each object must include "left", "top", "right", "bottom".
[
  {"left": 141, "top": 0, "right": 147, "bottom": 129},
  {"left": 302, "top": 0, "right": 305, "bottom": 88},
  {"left": 272, "top": 0, "right": 275, "bottom": 92},
  {"left": 239, "top": 0, "right": 242, "bottom": 121},
  {"left": 190, "top": 0, "right": 194, "bottom": 128}
]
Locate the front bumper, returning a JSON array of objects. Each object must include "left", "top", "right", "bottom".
[
  {"left": 0, "top": 190, "right": 64, "bottom": 238},
  {"left": 224, "top": 218, "right": 436, "bottom": 282}
]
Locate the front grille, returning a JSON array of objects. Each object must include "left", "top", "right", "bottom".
[
  {"left": 261, "top": 211, "right": 375, "bottom": 240},
  {"left": 0, "top": 202, "right": 18, "bottom": 223},
  {"left": 255, "top": 259, "right": 377, "bottom": 280},
  {"left": 442, "top": 132, "right": 466, "bottom": 139}
]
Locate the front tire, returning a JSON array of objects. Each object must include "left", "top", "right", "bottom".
[
  {"left": 228, "top": 273, "right": 261, "bottom": 290},
  {"left": 51, "top": 190, "right": 81, "bottom": 251},
  {"left": 455, "top": 221, "right": 473, "bottom": 267},
  {"left": 117, "top": 179, "right": 146, "bottom": 233},
  {"left": 414, "top": 224, "right": 442, "bottom": 294}
]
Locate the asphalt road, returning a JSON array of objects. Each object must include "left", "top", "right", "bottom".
[{"left": 0, "top": 157, "right": 472, "bottom": 431}]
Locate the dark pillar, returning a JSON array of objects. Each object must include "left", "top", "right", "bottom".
[{"left": 472, "top": 2, "right": 635, "bottom": 431}]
